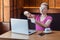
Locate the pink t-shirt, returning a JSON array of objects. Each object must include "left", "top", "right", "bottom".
[{"left": 35, "top": 15, "right": 52, "bottom": 31}]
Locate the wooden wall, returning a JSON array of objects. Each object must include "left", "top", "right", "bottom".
[
  {"left": 0, "top": 0, "right": 10, "bottom": 34},
  {"left": 23, "top": 0, "right": 60, "bottom": 13},
  {"left": 0, "top": 0, "right": 10, "bottom": 22},
  {"left": 4, "top": 0, "right": 10, "bottom": 22},
  {"left": 10, "top": 0, "right": 60, "bottom": 18},
  {"left": 23, "top": 0, "right": 60, "bottom": 8},
  {"left": 0, "top": 0, "right": 3, "bottom": 22},
  {"left": 0, "top": 0, "right": 60, "bottom": 22},
  {"left": 10, "top": 0, "right": 24, "bottom": 18},
  {"left": 24, "top": 0, "right": 49, "bottom": 7}
]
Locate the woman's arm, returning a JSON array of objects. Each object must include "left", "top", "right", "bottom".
[
  {"left": 24, "top": 11, "right": 35, "bottom": 18},
  {"left": 35, "top": 19, "right": 52, "bottom": 28}
]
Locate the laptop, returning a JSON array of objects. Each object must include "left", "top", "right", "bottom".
[{"left": 11, "top": 18, "right": 36, "bottom": 35}]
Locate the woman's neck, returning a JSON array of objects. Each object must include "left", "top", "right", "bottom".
[{"left": 41, "top": 14, "right": 47, "bottom": 17}]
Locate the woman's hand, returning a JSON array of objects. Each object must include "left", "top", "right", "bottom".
[
  {"left": 24, "top": 11, "right": 35, "bottom": 18},
  {"left": 24, "top": 11, "right": 30, "bottom": 18},
  {"left": 24, "top": 11, "right": 36, "bottom": 23}
]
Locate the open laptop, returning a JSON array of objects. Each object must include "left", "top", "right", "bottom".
[{"left": 11, "top": 18, "right": 36, "bottom": 35}]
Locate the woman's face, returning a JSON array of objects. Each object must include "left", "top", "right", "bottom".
[{"left": 40, "top": 6, "right": 48, "bottom": 14}]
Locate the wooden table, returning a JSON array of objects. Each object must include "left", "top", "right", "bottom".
[
  {"left": 0, "top": 31, "right": 60, "bottom": 40},
  {"left": 0, "top": 31, "right": 29, "bottom": 40},
  {"left": 30, "top": 31, "right": 60, "bottom": 40}
]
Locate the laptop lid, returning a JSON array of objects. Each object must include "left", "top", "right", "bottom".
[{"left": 11, "top": 18, "right": 29, "bottom": 34}]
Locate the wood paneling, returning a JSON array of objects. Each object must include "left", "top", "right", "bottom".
[
  {"left": 23, "top": 0, "right": 60, "bottom": 13},
  {"left": 4, "top": 0, "right": 10, "bottom": 7},
  {"left": 29, "top": 0, "right": 36, "bottom": 7},
  {"left": 0, "top": 0, "right": 10, "bottom": 22},
  {"left": 0, "top": 2, "right": 1, "bottom": 21},
  {"left": 4, "top": 7, "right": 10, "bottom": 22},
  {"left": 24, "top": 0, "right": 49, "bottom": 7},
  {"left": 0, "top": 0, "right": 10, "bottom": 34},
  {"left": 24, "top": 0, "right": 30, "bottom": 7},
  {"left": 49, "top": 0, "right": 55, "bottom": 8},
  {"left": 10, "top": 0, "right": 60, "bottom": 19},
  {"left": 10, "top": 0, "right": 24, "bottom": 18},
  {"left": 24, "top": 0, "right": 42, "bottom": 7},
  {"left": 4, "top": 0, "right": 10, "bottom": 22},
  {"left": 42, "top": 0, "right": 48, "bottom": 3},
  {"left": 0, "top": 0, "right": 3, "bottom": 22},
  {"left": 24, "top": 8, "right": 60, "bottom": 13},
  {"left": 10, "top": 0, "right": 17, "bottom": 18},
  {"left": 48, "top": 9, "right": 60, "bottom": 13},
  {"left": 55, "top": 0, "right": 60, "bottom": 8},
  {"left": 35, "top": 0, "right": 42, "bottom": 7}
]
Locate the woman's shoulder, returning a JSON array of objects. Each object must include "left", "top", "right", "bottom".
[{"left": 47, "top": 15, "right": 53, "bottom": 20}]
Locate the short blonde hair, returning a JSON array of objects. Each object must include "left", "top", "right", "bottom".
[{"left": 41, "top": 2, "right": 49, "bottom": 9}]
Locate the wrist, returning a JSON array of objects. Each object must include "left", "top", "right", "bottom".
[{"left": 30, "top": 18, "right": 35, "bottom": 23}]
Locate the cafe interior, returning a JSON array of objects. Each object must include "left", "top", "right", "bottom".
[{"left": 0, "top": 0, "right": 60, "bottom": 40}]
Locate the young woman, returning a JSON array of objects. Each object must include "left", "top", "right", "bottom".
[{"left": 24, "top": 2, "right": 53, "bottom": 31}]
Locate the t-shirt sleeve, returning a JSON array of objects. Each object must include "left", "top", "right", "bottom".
[{"left": 47, "top": 16, "right": 53, "bottom": 21}]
